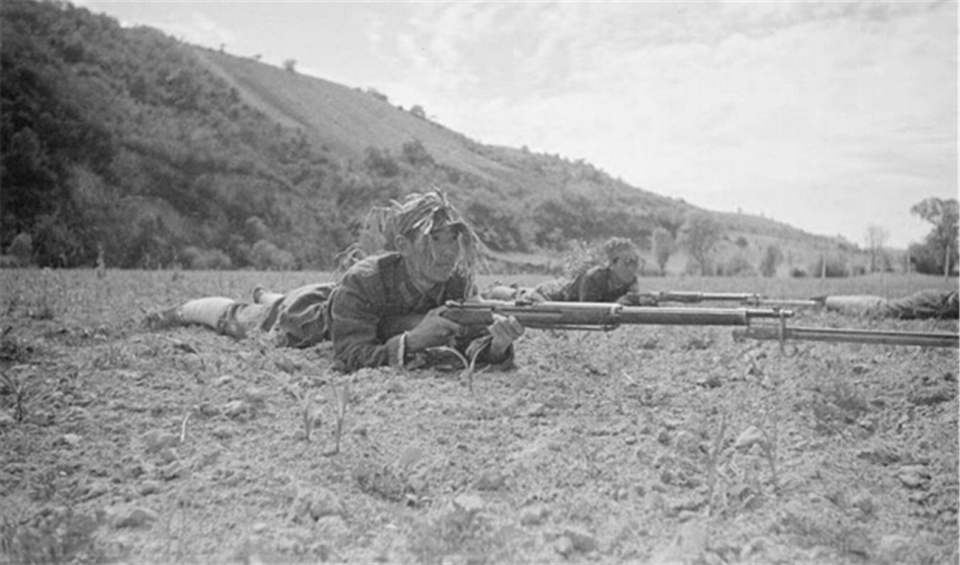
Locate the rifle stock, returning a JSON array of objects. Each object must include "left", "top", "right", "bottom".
[{"left": 443, "top": 300, "right": 792, "bottom": 331}]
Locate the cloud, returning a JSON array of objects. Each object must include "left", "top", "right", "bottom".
[{"left": 159, "top": 11, "right": 238, "bottom": 50}]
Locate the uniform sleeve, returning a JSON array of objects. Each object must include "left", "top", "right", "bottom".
[
  {"left": 329, "top": 272, "right": 403, "bottom": 372},
  {"left": 615, "top": 279, "right": 641, "bottom": 305},
  {"left": 578, "top": 268, "right": 606, "bottom": 302}
]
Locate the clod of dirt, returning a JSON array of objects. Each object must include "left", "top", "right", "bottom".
[
  {"left": 142, "top": 431, "right": 179, "bottom": 453},
  {"left": 110, "top": 506, "right": 158, "bottom": 529},
  {"left": 291, "top": 486, "right": 346, "bottom": 523},
  {"left": 58, "top": 433, "right": 82, "bottom": 448},
  {"left": 908, "top": 387, "right": 955, "bottom": 406},
  {"left": 523, "top": 403, "right": 546, "bottom": 418},
  {"left": 223, "top": 399, "right": 249, "bottom": 419},
  {"left": 474, "top": 470, "right": 507, "bottom": 491},
  {"left": 897, "top": 465, "right": 931, "bottom": 489},
  {"left": 734, "top": 425, "right": 768, "bottom": 451},
  {"left": 519, "top": 506, "right": 548, "bottom": 526},
  {"left": 856, "top": 446, "right": 902, "bottom": 466}
]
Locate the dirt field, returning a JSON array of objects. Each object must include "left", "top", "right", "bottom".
[{"left": 1, "top": 269, "right": 957, "bottom": 564}]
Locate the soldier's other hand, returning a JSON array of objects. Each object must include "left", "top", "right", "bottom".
[
  {"left": 406, "top": 306, "right": 460, "bottom": 351},
  {"left": 488, "top": 314, "right": 524, "bottom": 358}
]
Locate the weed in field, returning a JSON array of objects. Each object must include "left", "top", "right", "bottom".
[
  {"left": 90, "top": 343, "right": 136, "bottom": 370},
  {"left": 0, "top": 506, "right": 106, "bottom": 565},
  {"left": 807, "top": 378, "right": 871, "bottom": 436},
  {"left": 352, "top": 460, "right": 409, "bottom": 503},
  {"left": 0, "top": 368, "right": 49, "bottom": 425},
  {"left": 409, "top": 499, "right": 505, "bottom": 564},
  {"left": 0, "top": 327, "right": 32, "bottom": 364},
  {"left": 774, "top": 509, "right": 872, "bottom": 560}
]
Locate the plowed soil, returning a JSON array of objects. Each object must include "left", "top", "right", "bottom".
[{"left": 1, "top": 270, "right": 957, "bottom": 564}]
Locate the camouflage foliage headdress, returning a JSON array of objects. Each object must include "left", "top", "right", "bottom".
[
  {"left": 353, "top": 191, "right": 486, "bottom": 274},
  {"left": 561, "top": 237, "right": 638, "bottom": 279}
]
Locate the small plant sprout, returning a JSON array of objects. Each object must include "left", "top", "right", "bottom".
[
  {"left": 431, "top": 346, "right": 485, "bottom": 392},
  {"left": 759, "top": 426, "right": 780, "bottom": 492},
  {"left": 179, "top": 412, "right": 191, "bottom": 444},
  {"left": 302, "top": 395, "right": 313, "bottom": 442},
  {"left": 302, "top": 394, "right": 323, "bottom": 442},
  {"left": 325, "top": 382, "right": 350, "bottom": 456},
  {"left": 706, "top": 412, "right": 728, "bottom": 516}
]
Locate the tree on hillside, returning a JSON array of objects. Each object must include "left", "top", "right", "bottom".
[
  {"left": 679, "top": 212, "right": 722, "bottom": 276},
  {"left": 910, "top": 197, "right": 959, "bottom": 277},
  {"left": 864, "top": 224, "right": 888, "bottom": 273},
  {"left": 759, "top": 244, "right": 783, "bottom": 277},
  {"left": 652, "top": 227, "right": 675, "bottom": 275}
]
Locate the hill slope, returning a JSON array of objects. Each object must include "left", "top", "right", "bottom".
[{"left": 1, "top": 0, "right": 860, "bottom": 273}]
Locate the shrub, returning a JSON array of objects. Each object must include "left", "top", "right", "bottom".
[
  {"left": 7, "top": 233, "right": 34, "bottom": 266},
  {"left": 808, "top": 255, "right": 849, "bottom": 278},
  {"left": 720, "top": 254, "right": 756, "bottom": 277},
  {"left": 181, "top": 246, "right": 232, "bottom": 270},
  {"left": 250, "top": 240, "right": 295, "bottom": 270},
  {"left": 401, "top": 140, "right": 435, "bottom": 167},
  {"left": 908, "top": 242, "right": 946, "bottom": 275},
  {"left": 363, "top": 147, "right": 400, "bottom": 177},
  {"left": 759, "top": 244, "right": 783, "bottom": 277}
]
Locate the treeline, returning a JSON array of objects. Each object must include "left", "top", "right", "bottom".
[
  {"left": 1, "top": 0, "right": 697, "bottom": 270},
  {"left": 2, "top": 0, "right": 353, "bottom": 268}
]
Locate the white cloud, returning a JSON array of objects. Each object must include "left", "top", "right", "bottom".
[
  {"left": 161, "top": 11, "right": 238, "bottom": 49},
  {"left": 378, "top": 2, "right": 954, "bottom": 247}
]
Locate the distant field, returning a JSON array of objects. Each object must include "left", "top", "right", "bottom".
[{"left": 1, "top": 269, "right": 955, "bottom": 327}]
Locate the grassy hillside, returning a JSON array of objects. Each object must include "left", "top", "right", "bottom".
[{"left": 1, "top": 0, "right": 867, "bottom": 275}]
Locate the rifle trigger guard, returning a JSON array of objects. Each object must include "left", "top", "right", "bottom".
[{"left": 604, "top": 304, "right": 622, "bottom": 331}]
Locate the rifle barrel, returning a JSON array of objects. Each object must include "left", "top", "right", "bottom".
[
  {"left": 734, "top": 325, "right": 959, "bottom": 348},
  {"left": 649, "top": 291, "right": 761, "bottom": 304},
  {"left": 747, "top": 299, "right": 821, "bottom": 308},
  {"left": 617, "top": 306, "right": 789, "bottom": 327}
]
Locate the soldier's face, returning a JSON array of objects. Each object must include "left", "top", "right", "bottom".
[
  {"left": 611, "top": 251, "right": 640, "bottom": 283},
  {"left": 402, "top": 226, "right": 462, "bottom": 287}
]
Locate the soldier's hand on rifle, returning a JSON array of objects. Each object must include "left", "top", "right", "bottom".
[
  {"left": 636, "top": 293, "right": 659, "bottom": 307},
  {"left": 488, "top": 314, "right": 525, "bottom": 358},
  {"left": 406, "top": 306, "right": 461, "bottom": 352}
]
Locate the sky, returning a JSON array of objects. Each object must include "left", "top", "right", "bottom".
[{"left": 73, "top": 0, "right": 957, "bottom": 249}]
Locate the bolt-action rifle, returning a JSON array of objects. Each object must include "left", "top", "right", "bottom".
[
  {"left": 631, "top": 291, "right": 820, "bottom": 309},
  {"left": 443, "top": 300, "right": 959, "bottom": 348},
  {"left": 443, "top": 300, "right": 791, "bottom": 331}
]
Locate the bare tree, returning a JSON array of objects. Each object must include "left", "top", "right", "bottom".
[
  {"left": 652, "top": 227, "right": 675, "bottom": 275},
  {"left": 679, "top": 212, "right": 723, "bottom": 276},
  {"left": 864, "top": 224, "right": 888, "bottom": 273}
]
